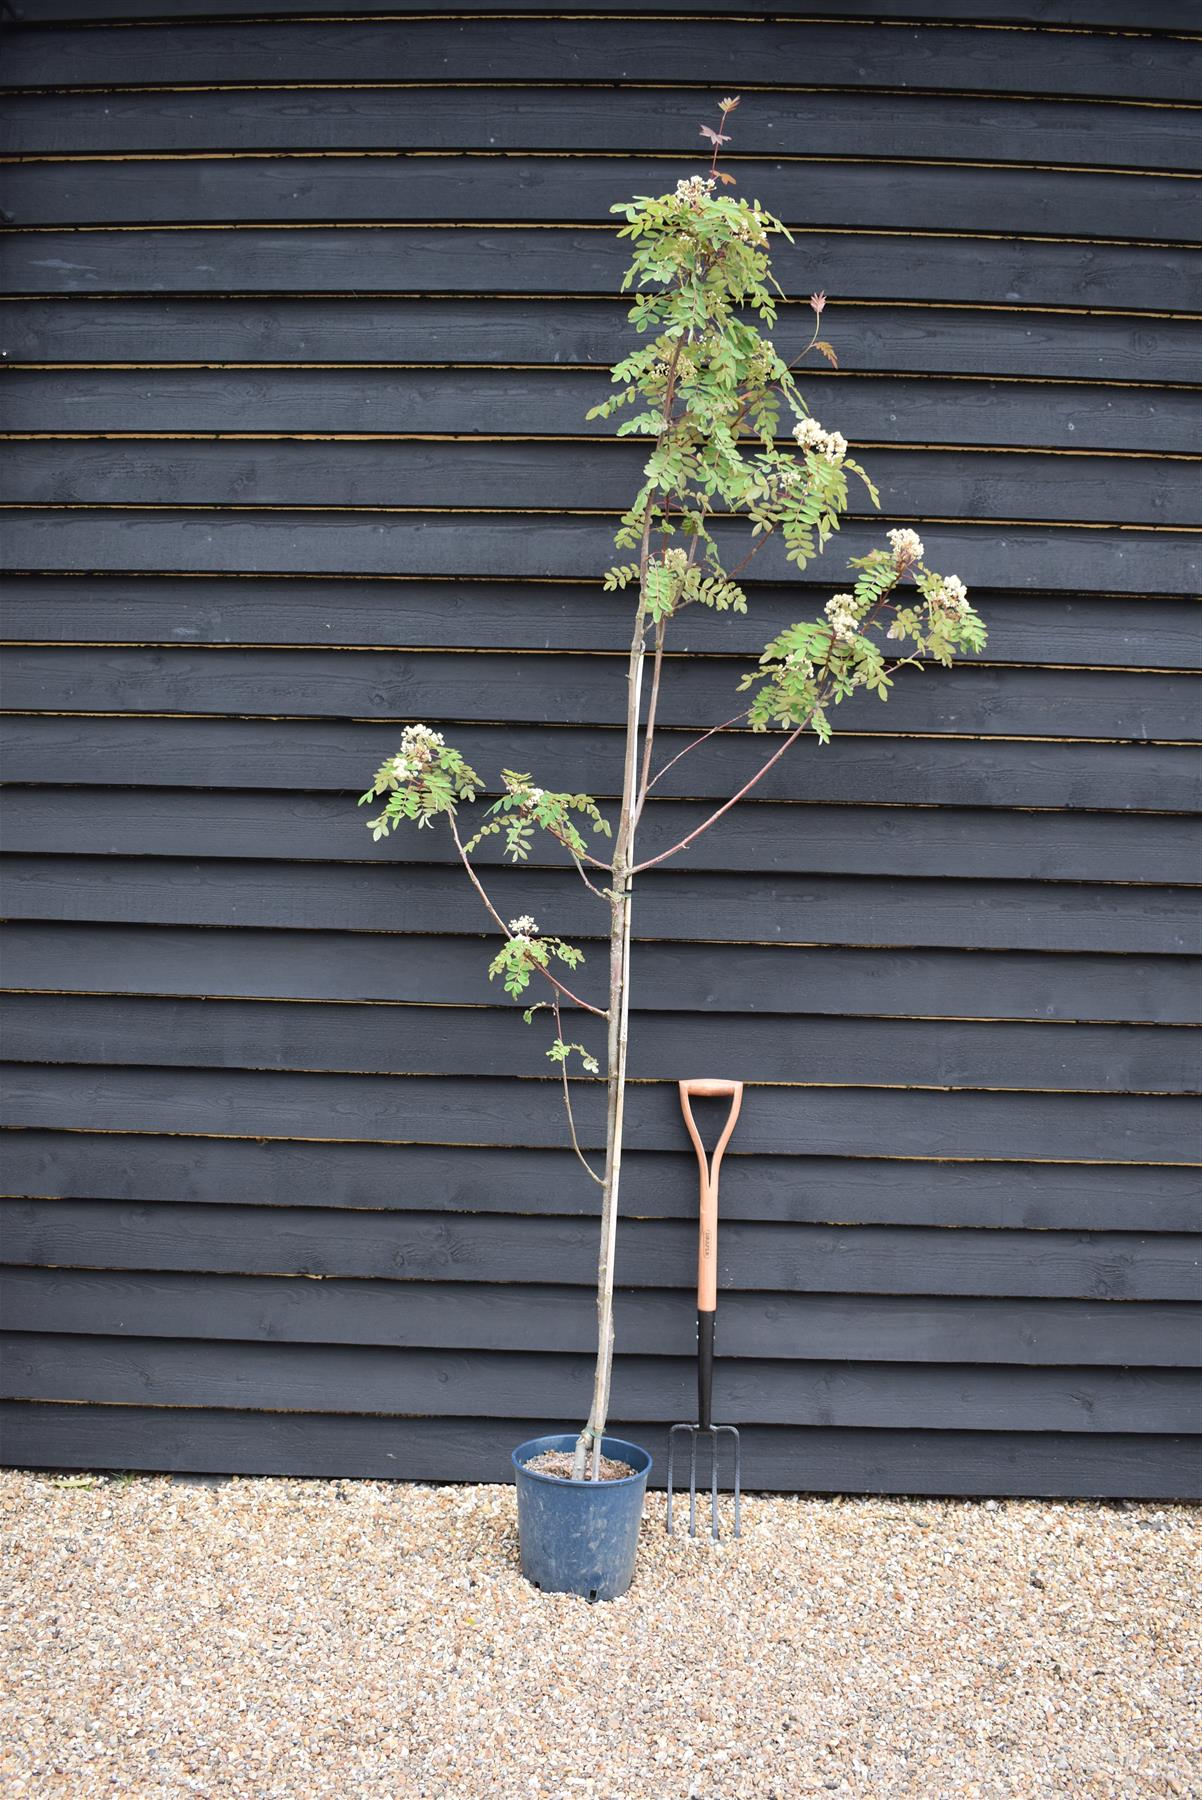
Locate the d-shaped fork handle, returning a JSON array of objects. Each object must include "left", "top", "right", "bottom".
[{"left": 678, "top": 1079, "right": 744, "bottom": 1312}]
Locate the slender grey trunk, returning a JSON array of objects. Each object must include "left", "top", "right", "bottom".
[
  {"left": 571, "top": 599, "right": 646, "bottom": 1479},
  {"left": 571, "top": 339, "right": 680, "bottom": 1481}
]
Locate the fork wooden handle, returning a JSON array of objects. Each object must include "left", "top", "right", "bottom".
[{"left": 678, "top": 1078, "right": 744, "bottom": 1314}]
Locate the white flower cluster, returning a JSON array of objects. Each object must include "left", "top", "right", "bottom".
[
  {"left": 400, "top": 722, "right": 443, "bottom": 755},
  {"left": 674, "top": 175, "right": 716, "bottom": 209},
  {"left": 661, "top": 546, "right": 689, "bottom": 574},
  {"left": 931, "top": 574, "right": 969, "bottom": 614},
  {"left": 389, "top": 723, "right": 445, "bottom": 779},
  {"left": 784, "top": 650, "right": 814, "bottom": 676},
  {"left": 507, "top": 915, "right": 539, "bottom": 939},
  {"left": 887, "top": 528, "right": 925, "bottom": 566},
  {"left": 824, "top": 592, "right": 862, "bottom": 645},
  {"left": 792, "top": 417, "right": 847, "bottom": 465}
]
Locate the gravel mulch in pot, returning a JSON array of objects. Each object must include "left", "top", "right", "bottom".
[
  {"left": 524, "top": 1450, "right": 637, "bottom": 1482},
  {"left": 1, "top": 1469, "right": 1197, "bottom": 1798}
]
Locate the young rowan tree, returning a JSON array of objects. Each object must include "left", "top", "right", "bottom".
[{"left": 360, "top": 103, "right": 987, "bottom": 1479}]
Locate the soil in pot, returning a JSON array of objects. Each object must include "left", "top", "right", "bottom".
[{"left": 524, "top": 1449, "right": 636, "bottom": 1482}]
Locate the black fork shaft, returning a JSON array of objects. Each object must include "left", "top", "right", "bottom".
[{"left": 697, "top": 1309, "right": 714, "bottom": 1432}]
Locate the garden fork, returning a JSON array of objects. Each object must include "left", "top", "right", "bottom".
[{"left": 667, "top": 1076, "right": 744, "bottom": 1540}]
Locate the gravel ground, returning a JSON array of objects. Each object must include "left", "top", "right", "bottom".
[{"left": 1, "top": 1469, "right": 1197, "bottom": 1799}]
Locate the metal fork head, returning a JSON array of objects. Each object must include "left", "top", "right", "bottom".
[{"left": 666, "top": 1422, "right": 741, "bottom": 1540}]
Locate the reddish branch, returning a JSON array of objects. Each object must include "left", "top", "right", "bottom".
[{"left": 448, "top": 812, "right": 608, "bottom": 1019}]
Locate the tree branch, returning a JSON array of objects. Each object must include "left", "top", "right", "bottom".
[
  {"left": 541, "top": 820, "right": 612, "bottom": 876},
  {"left": 644, "top": 706, "right": 751, "bottom": 798},
  {"left": 448, "top": 813, "right": 609, "bottom": 1019},
  {"left": 632, "top": 615, "right": 666, "bottom": 826},
  {"left": 565, "top": 844, "right": 610, "bottom": 900},
  {"left": 632, "top": 588, "right": 902, "bottom": 876},
  {"left": 631, "top": 711, "right": 813, "bottom": 876},
  {"left": 552, "top": 995, "right": 605, "bottom": 1188}
]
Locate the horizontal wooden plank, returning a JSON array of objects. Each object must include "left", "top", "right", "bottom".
[
  {"left": 7, "top": 718, "right": 1195, "bottom": 814},
  {"left": 9, "top": 368, "right": 1196, "bottom": 455},
  {"left": 6, "top": 1401, "right": 1197, "bottom": 1497},
  {"left": 14, "top": 440, "right": 1202, "bottom": 537},
  {"left": 7, "top": 864, "right": 1199, "bottom": 967},
  {"left": 5, "top": 993, "right": 1192, "bottom": 1095},
  {"left": 4, "top": 575, "right": 1198, "bottom": 672},
  {"left": 7, "top": 647, "right": 1196, "bottom": 742},
  {"left": 3, "top": 86, "right": 1198, "bottom": 172},
  {"left": 6, "top": 1129, "right": 1197, "bottom": 1231},
  {"left": 10, "top": 2, "right": 1198, "bottom": 31},
  {"left": 3, "top": 512, "right": 1195, "bottom": 597},
  {"left": 6, "top": 301, "right": 1198, "bottom": 385},
  {"left": 10, "top": 438, "right": 1195, "bottom": 528},
  {"left": 4, "top": 1199, "right": 1199, "bottom": 1299},
  {"left": 4, "top": 228, "right": 1196, "bottom": 317},
  {"left": 7, "top": 155, "right": 1196, "bottom": 244},
  {"left": 4, "top": 20, "right": 1194, "bottom": 104},
  {"left": 6, "top": 1268, "right": 1197, "bottom": 1366},
  {"left": 5, "top": 1333, "right": 1198, "bottom": 1433},
  {"left": 4, "top": 789, "right": 1196, "bottom": 884},
  {"left": 3, "top": 1065, "right": 1197, "bottom": 1163}
]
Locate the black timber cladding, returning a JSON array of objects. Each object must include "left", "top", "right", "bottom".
[{"left": 0, "top": 2, "right": 1199, "bottom": 1495}]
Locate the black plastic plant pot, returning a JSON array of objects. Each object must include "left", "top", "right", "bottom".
[{"left": 511, "top": 1433, "right": 653, "bottom": 1601}]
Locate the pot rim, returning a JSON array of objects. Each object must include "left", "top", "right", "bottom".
[{"left": 511, "top": 1432, "right": 652, "bottom": 1489}]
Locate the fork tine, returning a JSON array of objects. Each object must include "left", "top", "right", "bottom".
[
  {"left": 667, "top": 1422, "right": 685, "bottom": 1535},
  {"left": 666, "top": 1430, "right": 675, "bottom": 1534},
  {"left": 666, "top": 1424, "right": 743, "bottom": 1540},
  {"left": 713, "top": 1424, "right": 741, "bottom": 1540},
  {"left": 709, "top": 1429, "right": 720, "bottom": 1540}
]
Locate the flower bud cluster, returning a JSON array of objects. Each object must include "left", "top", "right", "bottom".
[
  {"left": 792, "top": 417, "right": 847, "bottom": 465},
  {"left": 887, "top": 528, "right": 925, "bottom": 567},
  {"left": 661, "top": 547, "right": 689, "bottom": 574},
  {"left": 824, "top": 592, "right": 862, "bottom": 645},
  {"left": 507, "top": 915, "right": 539, "bottom": 940},
  {"left": 931, "top": 574, "right": 969, "bottom": 614},
  {"left": 389, "top": 723, "right": 445, "bottom": 779},
  {"left": 674, "top": 175, "right": 716, "bottom": 210}
]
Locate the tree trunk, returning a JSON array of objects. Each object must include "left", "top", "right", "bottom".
[{"left": 571, "top": 599, "right": 646, "bottom": 1479}]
